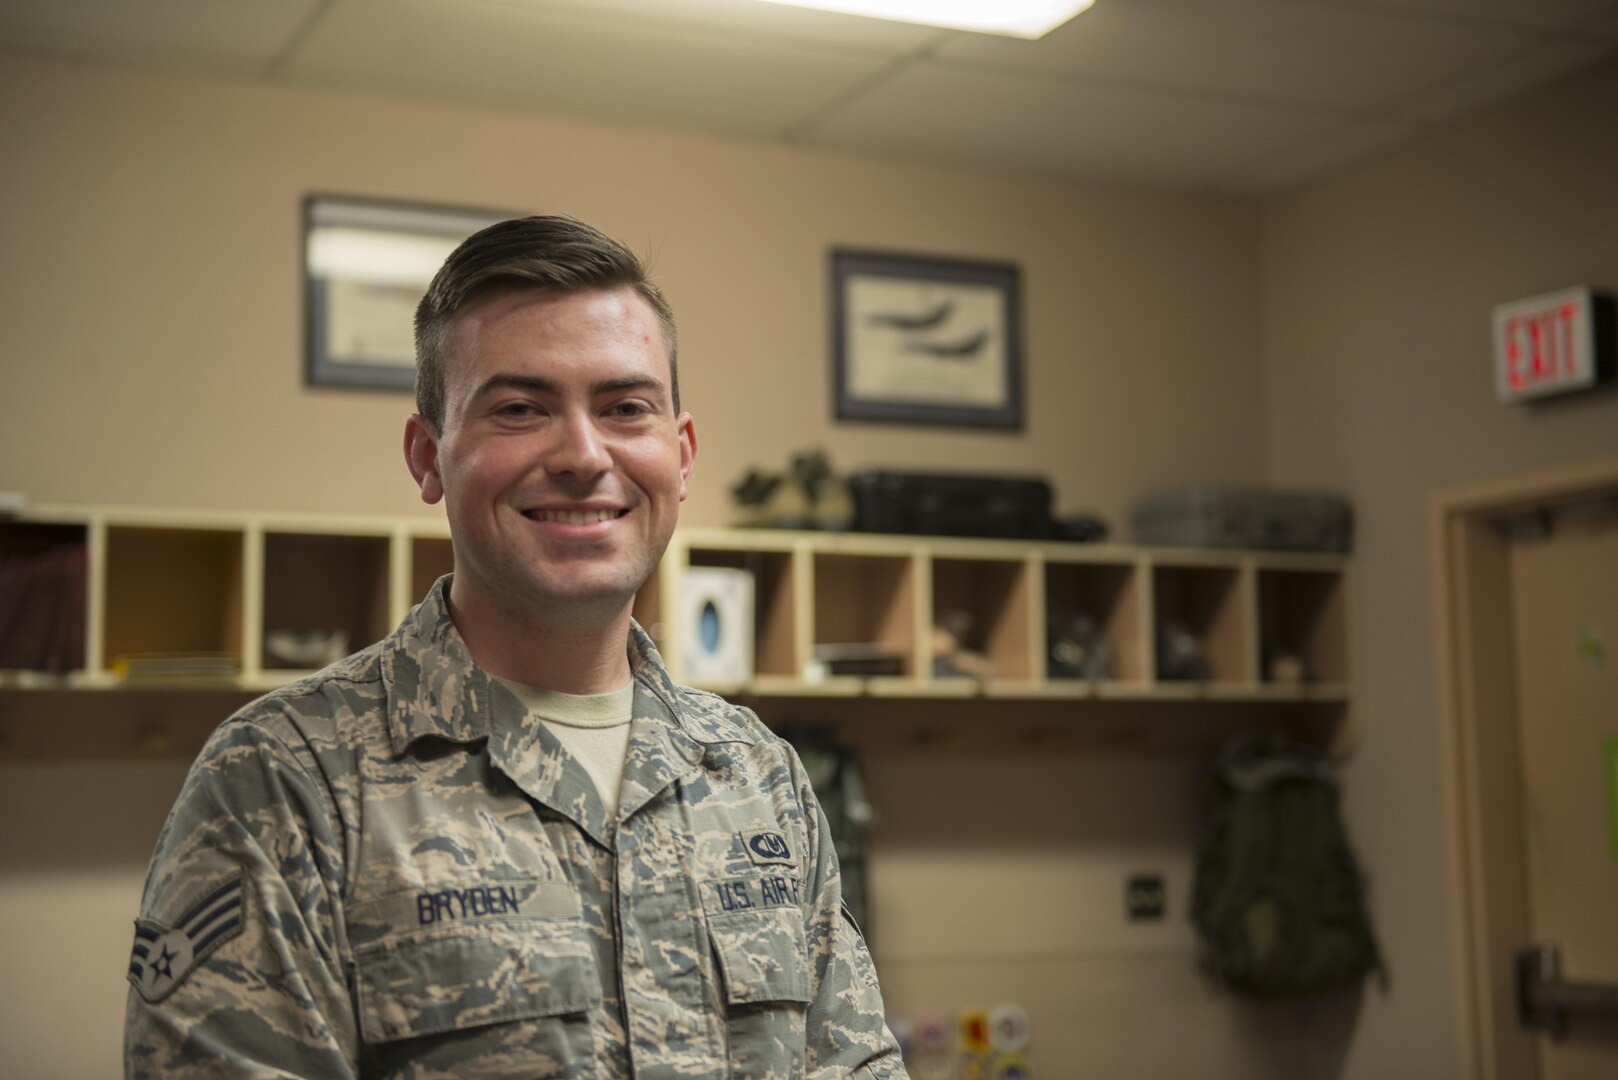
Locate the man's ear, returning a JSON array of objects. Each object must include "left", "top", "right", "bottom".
[
  {"left": 675, "top": 412, "right": 697, "bottom": 502},
  {"left": 404, "top": 414, "right": 445, "bottom": 505}
]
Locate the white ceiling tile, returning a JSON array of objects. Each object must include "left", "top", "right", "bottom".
[
  {"left": 1221, "top": 116, "right": 1424, "bottom": 193},
  {"left": 797, "top": 61, "right": 1339, "bottom": 188},
  {"left": 1281, "top": 0, "right": 1618, "bottom": 34},
  {"left": 1391, "top": 36, "right": 1615, "bottom": 125},
  {"left": 934, "top": 0, "right": 1532, "bottom": 111},
  {"left": 0, "top": 0, "right": 320, "bottom": 72},
  {"left": 279, "top": 0, "right": 894, "bottom": 138},
  {"left": 2, "top": 0, "right": 1610, "bottom": 197},
  {"left": 508, "top": 0, "right": 946, "bottom": 54}
]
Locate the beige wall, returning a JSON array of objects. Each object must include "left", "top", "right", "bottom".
[
  {"left": 1260, "top": 56, "right": 1618, "bottom": 1079},
  {"left": 0, "top": 50, "right": 1269, "bottom": 1078},
  {"left": 0, "top": 51, "right": 1263, "bottom": 528}
]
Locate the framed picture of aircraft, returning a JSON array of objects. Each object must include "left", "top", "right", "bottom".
[
  {"left": 831, "top": 249, "right": 1022, "bottom": 429},
  {"left": 304, "top": 195, "right": 509, "bottom": 390}
]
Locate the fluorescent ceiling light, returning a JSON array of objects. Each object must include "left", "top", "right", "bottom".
[{"left": 745, "top": 0, "right": 1094, "bottom": 39}]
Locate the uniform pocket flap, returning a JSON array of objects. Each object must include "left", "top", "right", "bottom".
[
  {"left": 706, "top": 908, "right": 812, "bottom": 1006},
  {"left": 354, "top": 921, "right": 597, "bottom": 1043}
]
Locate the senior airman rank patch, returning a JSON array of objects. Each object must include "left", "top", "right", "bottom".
[{"left": 128, "top": 876, "right": 244, "bottom": 1003}]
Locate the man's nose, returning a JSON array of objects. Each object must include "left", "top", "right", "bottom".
[{"left": 544, "top": 412, "right": 611, "bottom": 479}]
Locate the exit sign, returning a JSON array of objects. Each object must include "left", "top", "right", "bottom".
[{"left": 1493, "top": 286, "right": 1614, "bottom": 403}]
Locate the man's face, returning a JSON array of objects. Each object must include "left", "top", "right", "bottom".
[{"left": 406, "top": 285, "right": 695, "bottom": 625}]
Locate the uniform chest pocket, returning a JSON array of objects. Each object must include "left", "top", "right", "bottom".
[
  {"left": 349, "top": 881, "right": 595, "bottom": 1036},
  {"left": 705, "top": 906, "right": 812, "bottom": 1005},
  {"left": 354, "top": 919, "right": 597, "bottom": 1038},
  {"left": 351, "top": 909, "right": 599, "bottom": 1079},
  {"left": 704, "top": 885, "right": 813, "bottom": 1080}
]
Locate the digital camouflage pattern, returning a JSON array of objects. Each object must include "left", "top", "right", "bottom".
[{"left": 125, "top": 577, "right": 906, "bottom": 1079}]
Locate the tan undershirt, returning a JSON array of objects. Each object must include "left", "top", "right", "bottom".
[{"left": 494, "top": 676, "right": 635, "bottom": 820}]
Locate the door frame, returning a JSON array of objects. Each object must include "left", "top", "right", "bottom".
[{"left": 1433, "top": 456, "right": 1618, "bottom": 1080}]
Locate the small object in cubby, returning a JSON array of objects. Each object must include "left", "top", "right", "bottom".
[
  {"left": 1155, "top": 620, "right": 1211, "bottom": 680},
  {"left": 1046, "top": 611, "right": 1112, "bottom": 680},
  {"left": 113, "top": 653, "right": 239, "bottom": 680},
  {"left": 0, "top": 542, "right": 87, "bottom": 672},
  {"left": 932, "top": 610, "right": 996, "bottom": 679},
  {"left": 1265, "top": 647, "right": 1308, "bottom": 685},
  {"left": 680, "top": 568, "right": 754, "bottom": 682},
  {"left": 264, "top": 628, "right": 349, "bottom": 669},
  {"left": 811, "top": 642, "right": 905, "bottom": 677}
]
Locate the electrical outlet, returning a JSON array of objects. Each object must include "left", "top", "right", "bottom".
[{"left": 1126, "top": 874, "right": 1166, "bottom": 921}]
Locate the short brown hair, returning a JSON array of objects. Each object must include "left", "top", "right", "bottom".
[{"left": 413, "top": 215, "right": 678, "bottom": 431}]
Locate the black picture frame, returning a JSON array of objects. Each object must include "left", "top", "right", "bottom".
[
  {"left": 831, "top": 249, "right": 1022, "bottom": 429},
  {"left": 303, "top": 195, "right": 509, "bottom": 390}
]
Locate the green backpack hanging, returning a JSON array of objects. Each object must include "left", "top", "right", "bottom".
[
  {"left": 782, "top": 727, "right": 873, "bottom": 933},
  {"left": 1192, "top": 734, "right": 1386, "bottom": 999}
]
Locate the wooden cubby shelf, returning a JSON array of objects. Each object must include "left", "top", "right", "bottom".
[{"left": 0, "top": 510, "right": 1355, "bottom": 759}]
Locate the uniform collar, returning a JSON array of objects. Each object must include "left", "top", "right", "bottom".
[
  {"left": 380, "top": 569, "right": 763, "bottom": 764},
  {"left": 380, "top": 575, "right": 500, "bottom": 755}
]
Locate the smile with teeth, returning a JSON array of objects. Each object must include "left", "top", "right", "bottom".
[{"left": 527, "top": 508, "right": 625, "bottom": 525}]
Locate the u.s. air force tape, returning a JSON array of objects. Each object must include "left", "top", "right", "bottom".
[{"left": 128, "top": 875, "right": 244, "bottom": 1003}]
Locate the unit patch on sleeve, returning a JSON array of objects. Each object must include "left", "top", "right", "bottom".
[
  {"left": 128, "top": 876, "right": 244, "bottom": 1003},
  {"left": 742, "top": 829, "right": 793, "bottom": 866}
]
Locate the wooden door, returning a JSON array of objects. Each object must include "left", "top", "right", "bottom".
[{"left": 1508, "top": 498, "right": 1618, "bottom": 1078}]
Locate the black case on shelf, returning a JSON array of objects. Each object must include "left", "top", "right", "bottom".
[{"left": 849, "top": 470, "right": 1052, "bottom": 540}]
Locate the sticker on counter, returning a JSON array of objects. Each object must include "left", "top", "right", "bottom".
[
  {"left": 988, "top": 1002, "right": 1030, "bottom": 1053},
  {"left": 958, "top": 1010, "right": 990, "bottom": 1054},
  {"left": 992, "top": 1052, "right": 1032, "bottom": 1080}
]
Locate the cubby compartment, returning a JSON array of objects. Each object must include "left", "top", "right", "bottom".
[
  {"left": 1150, "top": 563, "right": 1248, "bottom": 684},
  {"left": 1257, "top": 568, "right": 1348, "bottom": 686},
  {"left": 410, "top": 536, "right": 455, "bottom": 603},
  {"left": 261, "top": 531, "right": 391, "bottom": 671},
  {"left": 931, "top": 557, "right": 1032, "bottom": 681},
  {"left": 104, "top": 525, "right": 244, "bottom": 678},
  {"left": 687, "top": 547, "right": 796, "bottom": 677},
  {"left": 0, "top": 521, "right": 90, "bottom": 673},
  {"left": 812, "top": 553, "right": 915, "bottom": 678},
  {"left": 1045, "top": 559, "right": 1144, "bottom": 684}
]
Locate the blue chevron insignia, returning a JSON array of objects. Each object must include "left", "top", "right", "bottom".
[{"left": 128, "top": 875, "right": 245, "bottom": 1003}]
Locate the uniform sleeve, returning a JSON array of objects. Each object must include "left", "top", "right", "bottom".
[
  {"left": 125, "top": 717, "right": 358, "bottom": 1079},
  {"left": 792, "top": 747, "right": 909, "bottom": 1080}
]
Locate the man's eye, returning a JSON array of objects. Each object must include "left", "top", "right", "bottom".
[
  {"left": 609, "top": 401, "right": 651, "bottom": 418},
  {"left": 496, "top": 402, "right": 541, "bottom": 418}
]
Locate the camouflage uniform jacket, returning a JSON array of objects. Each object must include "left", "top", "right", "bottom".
[{"left": 125, "top": 578, "right": 907, "bottom": 1079}]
